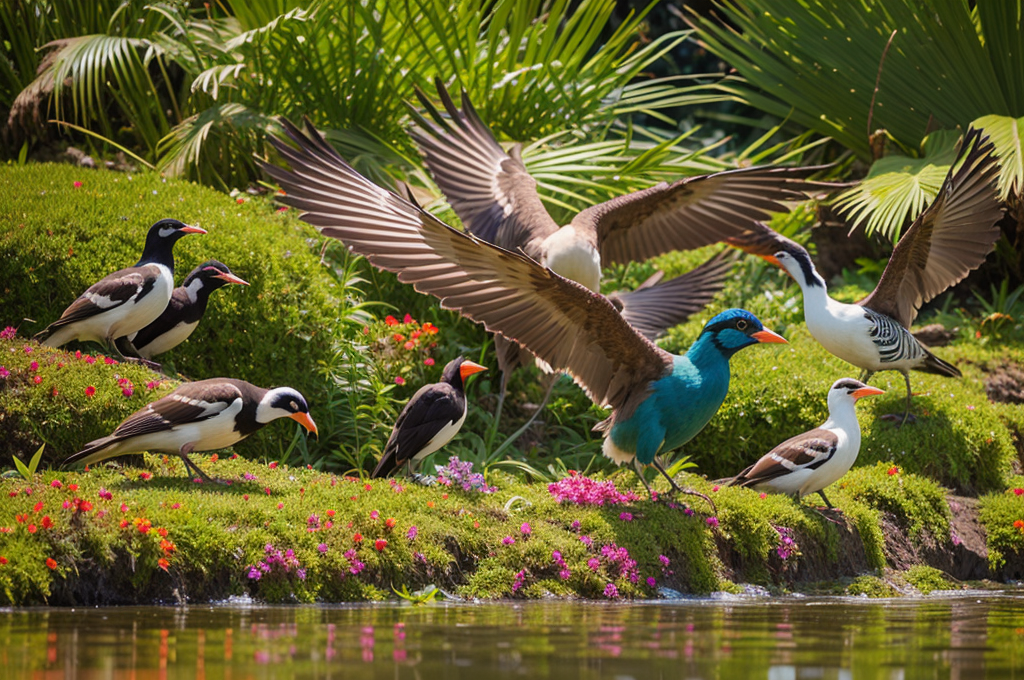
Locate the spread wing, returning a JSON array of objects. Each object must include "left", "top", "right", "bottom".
[
  {"left": 262, "top": 118, "right": 674, "bottom": 417},
  {"left": 572, "top": 164, "right": 833, "bottom": 267},
  {"left": 611, "top": 250, "right": 734, "bottom": 341},
  {"left": 41, "top": 265, "right": 159, "bottom": 331},
  {"left": 730, "top": 429, "right": 838, "bottom": 487},
  {"left": 859, "top": 129, "right": 1004, "bottom": 327},
  {"left": 109, "top": 379, "right": 244, "bottom": 440},
  {"left": 407, "top": 79, "right": 559, "bottom": 257},
  {"left": 723, "top": 221, "right": 807, "bottom": 261}
]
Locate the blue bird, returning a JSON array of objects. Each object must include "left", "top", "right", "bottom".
[{"left": 261, "top": 119, "right": 787, "bottom": 499}]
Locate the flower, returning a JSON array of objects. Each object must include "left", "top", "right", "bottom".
[
  {"left": 50, "top": 480, "right": 62, "bottom": 489},
  {"left": 104, "top": 356, "right": 116, "bottom": 365},
  {"left": 603, "top": 583, "right": 619, "bottom": 599},
  {"left": 658, "top": 555, "right": 670, "bottom": 567},
  {"left": 374, "top": 539, "right": 388, "bottom": 551},
  {"left": 587, "top": 557, "right": 600, "bottom": 571},
  {"left": 619, "top": 512, "right": 633, "bottom": 522},
  {"left": 520, "top": 522, "right": 532, "bottom": 535},
  {"left": 138, "top": 472, "right": 152, "bottom": 481},
  {"left": 706, "top": 516, "right": 720, "bottom": 528},
  {"left": 30, "top": 361, "right": 38, "bottom": 371},
  {"left": 403, "top": 341, "right": 415, "bottom": 350},
  {"left": 1013, "top": 488, "right": 1023, "bottom": 497},
  {"left": 403, "top": 314, "right": 415, "bottom": 324},
  {"left": 406, "top": 526, "right": 418, "bottom": 541},
  {"left": 0, "top": 367, "right": 8, "bottom": 379},
  {"left": 384, "top": 315, "right": 398, "bottom": 326},
  {"left": 68, "top": 483, "right": 78, "bottom": 492},
  {"left": 511, "top": 569, "right": 526, "bottom": 593},
  {"left": 236, "top": 197, "right": 245, "bottom": 204},
  {"left": 0, "top": 557, "right": 7, "bottom": 565},
  {"left": 353, "top": 533, "right": 363, "bottom": 543},
  {"left": 570, "top": 520, "right": 581, "bottom": 531},
  {"left": 887, "top": 466, "right": 900, "bottom": 476},
  {"left": 579, "top": 535, "right": 593, "bottom": 548},
  {"left": 394, "top": 376, "right": 405, "bottom": 385},
  {"left": 548, "top": 474, "right": 640, "bottom": 506},
  {"left": 422, "top": 322, "right": 438, "bottom": 334},
  {"left": 46, "top": 558, "right": 58, "bottom": 569},
  {"left": 435, "top": 457, "right": 497, "bottom": 493},
  {"left": 317, "top": 543, "right": 328, "bottom": 554},
  {"left": 73, "top": 181, "right": 82, "bottom": 188},
  {"left": 33, "top": 375, "right": 42, "bottom": 384},
  {"left": 41, "top": 516, "right": 53, "bottom": 529},
  {"left": 0, "top": 326, "right": 16, "bottom": 339},
  {"left": 1014, "top": 520, "right": 1024, "bottom": 531},
  {"left": 423, "top": 358, "right": 435, "bottom": 366},
  {"left": 158, "top": 558, "right": 170, "bottom": 571},
  {"left": 647, "top": 577, "right": 657, "bottom": 588},
  {"left": 501, "top": 536, "right": 515, "bottom": 546},
  {"left": 711, "top": 485, "right": 720, "bottom": 492}
]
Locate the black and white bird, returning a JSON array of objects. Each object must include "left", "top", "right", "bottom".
[
  {"left": 34, "top": 219, "right": 207, "bottom": 358},
  {"left": 127, "top": 260, "right": 249, "bottom": 359},
  {"left": 727, "top": 129, "right": 1004, "bottom": 423},
  {"left": 64, "top": 378, "right": 317, "bottom": 482},
  {"left": 371, "top": 357, "right": 486, "bottom": 478},
  {"left": 727, "top": 378, "right": 884, "bottom": 506}
]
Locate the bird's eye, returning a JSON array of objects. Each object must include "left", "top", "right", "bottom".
[
  {"left": 290, "top": 401, "right": 298, "bottom": 410},
  {"left": 736, "top": 319, "right": 748, "bottom": 331}
]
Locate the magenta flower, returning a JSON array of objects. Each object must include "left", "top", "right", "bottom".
[
  {"left": 501, "top": 536, "right": 515, "bottom": 546},
  {"left": 122, "top": 386, "right": 134, "bottom": 397},
  {"left": 317, "top": 543, "right": 328, "bottom": 554},
  {"left": 619, "top": 512, "right": 633, "bottom": 522},
  {"left": 520, "top": 522, "right": 531, "bottom": 536},
  {"left": 646, "top": 577, "right": 657, "bottom": 588},
  {"left": 511, "top": 570, "right": 526, "bottom": 593},
  {"left": 603, "top": 583, "right": 619, "bottom": 599},
  {"left": 0, "top": 326, "right": 16, "bottom": 339},
  {"left": 29, "top": 361, "right": 38, "bottom": 371},
  {"left": 706, "top": 516, "right": 719, "bottom": 528},
  {"left": 98, "top": 488, "right": 112, "bottom": 500},
  {"left": 658, "top": 555, "right": 670, "bottom": 567},
  {"left": 570, "top": 520, "right": 581, "bottom": 531},
  {"left": 579, "top": 535, "right": 593, "bottom": 547},
  {"left": 587, "top": 557, "right": 600, "bottom": 571},
  {"left": 559, "top": 569, "right": 571, "bottom": 580},
  {"left": 406, "top": 526, "right": 418, "bottom": 541},
  {"left": 548, "top": 473, "right": 641, "bottom": 506},
  {"left": 0, "top": 366, "right": 9, "bottom": 379}
]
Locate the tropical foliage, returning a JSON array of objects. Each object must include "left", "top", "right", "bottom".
[{"left": 689, "top": 0, "right": 1024, "bottom": 241}]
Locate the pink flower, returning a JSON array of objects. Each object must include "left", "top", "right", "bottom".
[
  {"left": 711, "top": 485, "right": 720, "bottom": 492},
  {"left": 370, "top": 510, "right": 379, "bottom": 520},
  {"left": 0, "top": 326, "right": 16, "bottom": 339},
  {"left": 104, "top": 356, "right": 116, "bottom": 365},
  {"left": 403, "top": 314, "right": 415, "bottom": 324},
  {"left": 603, "top": 583, "right": 619, "bottom": 599},
  {"left": 23, "top": 346, "right": 32, "bottom": 354},
  {"left": 501, "top": 536, "right": 515, "bottom": 546},
  {"left": 548, "top": 474, "right": 641, "bottom": 506},
  {"left": 423, "top": 358, "right": 435, "bottom": 366},
  {"left": 85, "top": 356, "right": 95, "bottom": 364},
  {"left": 50, "top": 480, "right": 63, "bottom": 489},
  {"left": 0, "top": 367, "right": 9, "bottom": 379},
  {"left": 122, "top": 386, "right": 133, "bottom": 397},
  {"left": 619, "top": 512, "right": 633, "bottom": 522},
  {"left": 146, "top": 381, "right": 159, "bottom": 390},
  {"left": 646, "top": 577, "right": 657, "bottom": 588},
  {"left": 406, "top": 526, "right": 418, "bottom": 541},
  {"left": 520, "top": 522, "right": 531, "bottom": 535},
  {"left": 29, "top": 361, "right": 38, "bottom": 371},
  {"left": 73, "top": 181, "right": 82, "bottom": 188},
  {"left": 403, "top": 341, "right": 415, "bottom": 350},
  {"left": 1013, "top": 488, "right": 1024, "bottom": 497},
  {"left": 579, "top": 535, "right": 593, "bottom": 547},
  {"left": 706, "top": 516, "right": 719, "bottom": 528},
  {"left": 587, "top": 557, "right": 600, "bottom": 571},
  {"left": 394, "top": 376, "right": 405, "bottom": 385}
]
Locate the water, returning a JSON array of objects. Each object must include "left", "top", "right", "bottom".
[{"left": 2, "top": 594, "right": 1023, "bottom": 678}]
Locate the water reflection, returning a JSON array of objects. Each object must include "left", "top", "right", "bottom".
[{"left": 0, "top": 594, "right": 1022, "bottom": 678}]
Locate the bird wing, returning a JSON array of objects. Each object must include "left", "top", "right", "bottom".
[
  {"left": 109, "top": 380, "right": 244, "bottom": 440},
  {"left": 731, "top": 429, "right": 838, "bottom": 487},
  {"left": 570, "top": 165, "right": 831, "bottom": 267},
  {"left": 130, "top": 287, "right": 189, "bottom": 349},
  {"left": 43, "top": 265, "right": 160, "bottom": 331},
  {"left": 407, "top": 79, "right": 559, "bottom": 256},
  {"left": 610, "top": 250, "right": 735, "bottom": 341},
  {"left": 262, "top": 118, "right": 674, "bottom": 417},
  {"left": 858, "top": 129, "right": 1004, "bottom": 327},
  {"left": 379, "top": 383, "right": 461, "bottom": 468},
  {"left": 722, "top": 220, "right": 807, "bottom": 260}
]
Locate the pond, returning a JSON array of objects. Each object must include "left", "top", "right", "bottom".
[{"left": 2, "top": 593, "right": 1023, "bottom": 678}]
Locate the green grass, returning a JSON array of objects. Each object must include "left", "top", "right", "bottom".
[{"left": 978, "top": 477, "right": 1024, "bottom": 572}]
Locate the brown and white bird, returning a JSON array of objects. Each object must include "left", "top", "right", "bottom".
[
  {"left": 727, "top": 129, "right": 1004, "bottom": 423},
  {"left": 727, "top": 378, "right": 884, "bottom": 506},
  {"left": 406, "top": 79, "right": 825, "bottom": 393},
  {"left": 64, "top": 378, "right": 317, "bottom": 482},
  {"left": 259, "top": 120, "right": 789, "bottom": 500},
  {"left": 128, "top": 260, "right": 249, "bottom": 359},
  {"left": 372, "top": 357, "right": 486, "bottom": 478},
  {"left": 34, "top": 219, "right": 207, "bottom": 358}
]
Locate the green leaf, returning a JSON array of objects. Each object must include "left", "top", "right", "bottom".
[
  {"left": 973, "top": 114, "right": 1024, "bottom": 202},
  {"left": 12, "top": 455, "right": 31, "bottom": 481},
  {"left": 28, "top": 443, "right": 45, "bottom": 475}
]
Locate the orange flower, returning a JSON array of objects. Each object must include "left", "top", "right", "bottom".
[
  {"left": 45, "top": 558, "right": 57, "bottom": 570},
  {"left": 160, "top": 539, "right": 176, "bottom": 554},
  {"left": 384, "top": 315, "right": 398, "bottom": 326},
  {"left": 33, "top": 501, "right": 43, "bottom": 512},
  {"left": 1014, "top": 520, "right": 1024, "bottom": 531},
  {"left": 353, "top": 533, "right": 363, "bottom": 543},
  {"left": 427, "top": 501, "right": 435, "bottom": 508},
  {"left": 887, "top": 466, "right": 900, "bottom": 476},
  {"left": 157, "top": 527, "right": 168, "bottom": 538},
  {"left": 68, "top": 484, "right": 78, "bottom": 492},
  {"left": 385, "top": 517, "right": 396, "bottom": 529},
  {"left": 158, "top": 558, "right": 170, "bottom": 571}
]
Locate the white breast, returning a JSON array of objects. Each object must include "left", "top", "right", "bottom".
[
  {"left": 109, "top": 264, "right": 175, "bottom": 340},
  {"left": 803, "top": 296, "right": 882, "bottom": 370},
  {"left": 135, "top": 320, "right": 199, "bottom": 359},
  {"left": 412, "top": 403, "right": 468, "bottom": 462},
  {"left": 541, "top": 227, "right": 602, "bottom": 293}
]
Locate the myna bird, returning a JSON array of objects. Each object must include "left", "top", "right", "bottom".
[
  {"left": 371, "top": 357, "right": 486, "bottom": 478},
  {"left": 128, "top": 260, "right": 249, "bottom": 359},
  {"left": 727, "top": 129, "right": 1003, "bottom": 424},
  {"left": 727, "top": 378, "right": 884, "bottom": 507},
  {"left": 260, "top": 122, "right": 788, "bottom": 500},
  {"left": 34, "top": 218, "right": 207, "bottom": 358},
  {"left": 64, "top": 378, "right": 317, "bottom": 482}
]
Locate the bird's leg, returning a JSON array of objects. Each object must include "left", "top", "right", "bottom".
[
  {"left": 632, "top": 458, "right": 656, "bottom": 500},
  {"left": 900, "top": 372, "right": 913, "bottom": 427},
  {"left": 652, "top": 458, "right": 716, "bottom": 514},
  {"left": 816, "top": 490, "right": 834, "bottom": 509},
  {"left": 178, "top": 444, "right": 217, "bottom": 484},
  {"left": 858, "top": 369, "right": 875, "bottom": 384},
  {"left": 111, "top": 336, "right": 162, "bottom": 372}
]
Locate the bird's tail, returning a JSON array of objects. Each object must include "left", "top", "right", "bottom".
[
  {"left": 63, "top": 436, "right": 121, "bottom": 469},
  {"left": 370, "top": 449, "right": 398, "bottom": 479},
  {"left": 917, "top": 348, "right": 961, "bottom": 378}
]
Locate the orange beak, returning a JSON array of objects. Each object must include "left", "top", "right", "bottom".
[
  {"left": 290, "top": 412, "right": 319, "bottom": 437},
  {"left": 459, "top": 360, "right": 487, "bottom": 381},
  {"left": 214, "top": 271, "right": 249, "bottom": 286},
  {"left": 751, "top": 329, "right": 788, "bottom": 344},
  {"left": 851, "top": 386, "right": 885, "bottom": 400},
  {"left": 762, "top": 254, "right": 782, "bottom": 268},
  {"left": 181, "top": 224, "right": 208, "bottom": 235}
]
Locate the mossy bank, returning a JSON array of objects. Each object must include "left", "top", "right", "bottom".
[{"left": 0, "top": 456, "right": 1022, "bottom": 606}]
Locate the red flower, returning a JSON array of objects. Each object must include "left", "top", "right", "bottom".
[
  {"left": 424, "top": 358, "right": 435, "bottom": 366},
  {"left": 421, "top": 322, "right": 438, "bottom": 335},
  {"left": 269, "top": 461, "right": 278, "bottom": 469},
  {"left": 33, "top": 501, "right": 43, "bottom": 513},
  {"left": 68, "top": 484, "right": 78, "bottom": 492},
  {"left": 0, "top": 557, "right": 7, "bottom": 565},
  {"left": 353, "top": 533, "right": 363, "bottom": 543},
  {"left": 236, "top": 197, "right": 245, "bottom": 204},
  {"left": 392, "top": 333, "right": 405, "bottom": 342},
  {"left": 1013, "top": 488, "right": 1023, "bottom": 496},
  {"left": 374, "top": 539, "right": 388, "bottom": 551},
  {"left": 77, "top": 500, "right": 93, "bottom": 512},
  {"left": 326, "top": 510, "right": 335, "bottom": 517},
  {"left": 384, "top": 315, "right": 398, "bottom": 326},
  {"left": 158, "top": 558, "right": 170, "bottom": 571},
  {"left": 41, "top": 516, "right": 53, "bottom": 529},
  {"left": 33, "top": 375, "right": 42, "bottom": 385},
  {"left": 403, "top": 314, "right": 415, "bottom": 324},
  {"left": 364, "top": 483, "right": 372, "bottom": 491},
  {"left": 1014, "top": 520, "right": 1024, "bottom": 530},
  {"left": 385, "top": 517, "right": 396, "bottom": 529},
  {"left": 394, "top": 376, "right": 405, "bottom": 385},
  {"left": 887, "top": 466, "right": 900, "bottom": 476},
  {"left": 27, "top": 524, "right": 37, "bottom": 533},
  {"left": 138, "top": 472, "right": 152, "bottom": 481},
  {"left": 46, "top": 558, "right": 57, "bottom": 570},
  {"left": 15, "top": 514, "right": 26, "bottom": 524}
]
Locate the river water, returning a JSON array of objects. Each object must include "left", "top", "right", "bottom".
[{"left": 1, "top": 593, "right": 1022, "bottom": 678}]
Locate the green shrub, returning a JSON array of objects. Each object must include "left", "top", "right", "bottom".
[
  {"left": 903, "top": 565, "right": 956, "bottom": 595},
  {"left": 978, "top": 478, "right": 1024, "bottom": 571},
  {"left": 846, "top": 575, "right": 899, "bottom": 598},
  {"left": 0, "top": 164, "right": 355, "bottom": 462}
]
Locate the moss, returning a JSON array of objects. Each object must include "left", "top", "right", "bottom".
[
  {"left": 0, "top": 164, "right": 348, "bottom": 462},
  {"left": 978, "top": 477, "right": 1024, "bottom": 571},
  {"left": 846, "top": 575, "right": 900, "bottom": 598},
  {"left": 903, "top": 565, "right": 956, "bottom": 594},
  {"left": 833, "top": 462, "right": 951, "bottom": 541}
]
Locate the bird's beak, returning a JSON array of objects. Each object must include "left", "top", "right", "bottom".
[
  {"left": 181, "top": 225, "right": 208, "bottom": 235},
  {"left": 290, "top": 412, "right": 319, "bottom": 437},
  {"left": 215, "top": 272, "right": 249, "bottom": 286},
  {"left": 762, "top": 254, "right": 782, "bottom": 268},
  {"left": 459, "top": 360, "right": 488, "bottom": 381},
  {"left": 852, "top": 386, "right": 885, "bottom": 400},
  {"left": 752, "top": 329, "right": 788, "bottom": 344}
]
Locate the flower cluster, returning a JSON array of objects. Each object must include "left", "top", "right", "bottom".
[
  {"left": 548, "top": 472, "right": 640, "bottom": 506},
  {"left": 365, "top": 313, "right": 442, "bottom": 383},
  {"left": 435, "top": 457, "right": 496, "bottom": 493},
  {"left": 599, "top": 543, "right": 640, "bottom": 583},
  {"left": 511, "top": 569, "right": 526, "bottom": 593},
  {"left": 247, "top": 544, "right": 306, "bottom": 581},
  {"left": 344, "top": 549, "right": 365, "bottom": 575},
  {"left": 552, "top": 551, "right": 570, "bottom": 580},
  {"left": 774, "top": 526, "right": 798, "bottom": 561}
]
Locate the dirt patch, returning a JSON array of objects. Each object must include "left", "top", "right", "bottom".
[{"left": 985, "top": 362, "right": 1024, "bottom": 405}]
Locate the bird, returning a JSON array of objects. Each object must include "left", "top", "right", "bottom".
[
  {"left": 127, "top": 260, "right": 249, "bottom": 359},
  {"left": 260, "top": 119, "right": 789, "bottom": 499},
  {"left": 371, "top": 356, "right": 487, "bottom": 478},
  {"left": 726, "top": 129, "right": 1004, "bottom": 423},
  {"left": 406, "top": 79, "right": 827, "bottom": 402},
  {"left": 33, "top": 218, "right": 207, "bottom": 360},
  {"left": 727, "top": 378, "right": 884, "bottom": 507},
  {"left": 64, "top": 378, "right": 318, "bottom": 482}
]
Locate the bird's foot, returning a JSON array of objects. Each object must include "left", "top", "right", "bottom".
[
  {"left": 880, "top": 412, "right": 917, "bottom": 426},
  {"left": 809, "top": 506, "right": 846, "bottom": 526},
  {"left": 119, "top": 355, "right": 163, "bottom": 372},
  {"left": 662, "top": 486, "right": 717, "bottom": 515}
]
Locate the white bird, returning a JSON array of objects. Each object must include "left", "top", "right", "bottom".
[
  {"left": 34, "top": 219, "right": 207, "bottom": 359},
  {"left": 727, "top": 129, "right": 1004, "bottom": 423},
  {"left": 727, "top": 378, "right": 884, "bottom": 506},
  {"left": 64, "top": 378, "right": 318, "bottom": 482}
]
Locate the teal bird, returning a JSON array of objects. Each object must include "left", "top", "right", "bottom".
[{"left": 261, "top": 120, "right": 787, "bottom": 499}]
